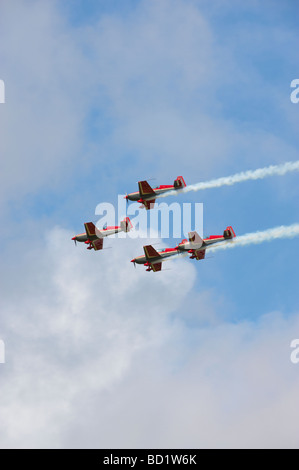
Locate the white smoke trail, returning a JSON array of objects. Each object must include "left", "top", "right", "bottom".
[
  {"left": 208, "top": 224, "right": 299, "bottom": 254},
  {"left": 158, "top": 160, "right": 299, "bottom": 197}
]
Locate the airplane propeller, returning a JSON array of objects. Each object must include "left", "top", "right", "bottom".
[{"left": 72, "top": 237, "right": 77, "bottom": 246}]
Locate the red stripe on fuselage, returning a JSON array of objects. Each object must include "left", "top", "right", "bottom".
[
  {"left": 205, "top": 235, "right": 223, "bottom": 240},
  {"left": 155, "top": 185, "right": 174, "bottom": 190}
]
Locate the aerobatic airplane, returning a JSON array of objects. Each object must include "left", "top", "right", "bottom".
[
  {"left": 125, "top": 176, "right": 186, "bottom": 210},
  {"left": 72, "top": 217, "right": 133, "bottom": 251},
  {"left": 131, "top": 244, "right": 179, "bottom": 272},
  {"left": 131, "top": 226, "right": 235, "bottom": 272},
  {"left": 177, "top": 226, "right": 236, "bottom": 260}
]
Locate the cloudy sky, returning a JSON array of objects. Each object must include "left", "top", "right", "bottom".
[{"left": 0, "top": 0, "right": 298, "bottom": 448}]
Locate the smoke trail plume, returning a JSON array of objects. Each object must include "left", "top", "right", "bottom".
[
  {"left": 158, "top": 160, "right": 299, "bottom": 197},
  {"left": 208, "top": 224, "right": 299, "bottom": 254}
]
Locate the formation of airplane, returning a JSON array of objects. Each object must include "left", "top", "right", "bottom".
[
  {"left": 72, "top": 217, "right": 132, "bottom": 251},
  {"left": 125, "top": 176, "right": 186, "bottom": 210},
  {"left": 72, "top": 175, "right": 236, "bottom": 272},
  {"left": 131, "top": 226, "right": 236, "bottom": 272}
]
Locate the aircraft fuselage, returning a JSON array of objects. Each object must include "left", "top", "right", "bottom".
[
  {"left": 126, "top": 186, "right": 176, "bottom": 202},
  {"left": 73, "top": 227, "right": 123, "bottom": 243},
  {"left": 177, "top": 235, "right": 228, "bottom": 253},
  {"left": 133, "top": 249, "right": 178, "bottom": 265}
]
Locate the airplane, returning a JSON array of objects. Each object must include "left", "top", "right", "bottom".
[
  {"left": 131, "top": 226, "right": 235, "bottom": 272},
  {"left": 72, "top": 217, "right": 133, "bottom": 251},
  {"left": 125, "top": 176, "right": 186, "bottom": 210},
  {"left": 176, "top": 226, "right": 236, "bottom": 260},
  {"left": 131, "top": 244, "right": 179, "bottom": 272}
]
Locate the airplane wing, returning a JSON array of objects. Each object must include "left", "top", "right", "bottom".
[
  {"left": 138, "top": 180, "right": 156, "bottom": 198},
  {"left": 193, "top": 249, "right": 205, "bottom": 260},
  {"left": 84, "top": 222, "right": 97, "bottom": 238},
  {"left": 85, "top": 221, "right": 102, "bottom": 241},
  {"left": 138, "top": 181, "right": 156, "bottom": 210},
  {"left": 143, "top": 199, "right": 156, "bottom": 210},
  {"left": 91, "top": 238, "right": 104, "bottom": 251},
  {"left": 143, "top": 245, "right": 161, "bottom": 260},
  {"left": 151, "top": 262, "right": 162, "bottom": 272}
]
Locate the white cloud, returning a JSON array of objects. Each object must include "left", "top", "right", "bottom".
[
  {"left": 0, "top": 226, "right": 197, "bottom": 448},
  {"left": 0, "top": 226, "right": 298, "bottom": 448},
  {"left": 61, "top": 311, "right": 299, "bottom": 449},
  {"left": 0, "top": 0, "right": 298, "bottom": 449}
]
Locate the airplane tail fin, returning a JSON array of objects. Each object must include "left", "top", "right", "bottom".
[
  {"left": 188, "top": 231, "right": 203, "bottom": 247},
  {"left": 120, "top": 217, "right": 133, "bottom": 232},
  {"left": 173, "top": 176, "right": 186, "bottom": 189},
  {"left": 223, "top": 226, "right": 236, "bottom": 239}
]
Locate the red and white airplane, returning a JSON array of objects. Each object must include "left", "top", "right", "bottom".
[
  {"left": 125, "top": 176, "right": 186, "bottom": 210},
  {"left": 131, "top": 226, "right": 236, "bottom": 272},
  {"left": 72, "top": 217, "right": 133, "bottom": 251},
  {"left": 131, "top": 245, "right": 179, "bottom": 272},
  {"left": 177, "top": 226, "right": 236, "bottom": 260}
]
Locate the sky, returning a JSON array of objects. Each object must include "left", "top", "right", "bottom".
[{"left": 0, "top": 0, "right": 298, "bottom": 449}]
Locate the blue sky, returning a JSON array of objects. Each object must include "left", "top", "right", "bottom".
[{"left": 0, "top": 0, "right": 298, "bottom": 448}]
